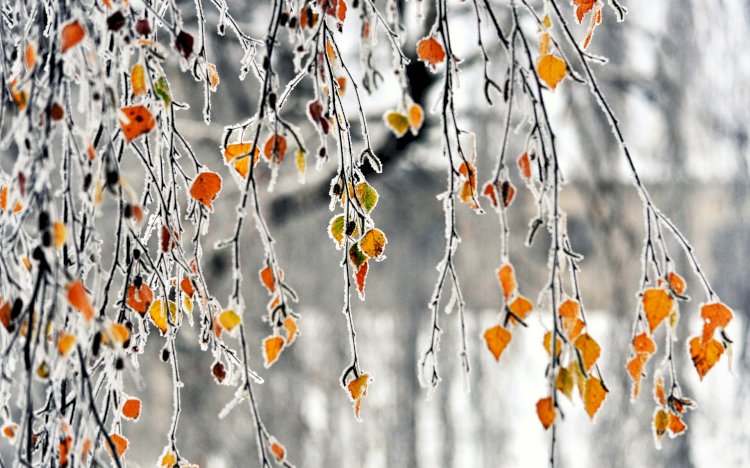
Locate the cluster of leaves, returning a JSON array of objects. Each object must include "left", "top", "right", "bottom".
[{"left": 401, "top": 0, "right": 733, "bottom": 463}]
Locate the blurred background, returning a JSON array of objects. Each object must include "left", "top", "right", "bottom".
[{"left": 6, "top": 0, "right": 750, "bottom": 466}]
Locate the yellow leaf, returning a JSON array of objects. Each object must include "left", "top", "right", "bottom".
[
  {"left": 653, "top": 409, "right": 669, "bottom": 444},
  {"left": 537, "top": 54, "right": 567, "bottom": 90},
  {"left": 384, "top": 112, "right": 410, "bottom": 138},
  {"left": 52, "top": 221, "right": 67, "bottom": 249},
  {"left": 218, "top": 309, "right": 241, "bottom": 332},
  {"left": 359, "top": 229, "right": 387, "bottom": 259},
  {"left": 296, "top": 149, "right": 306, "bottom": 181},
  {"left": 131, "top": 64, "right": 146, "bottom": 97},
  {"left": 148, "top": 299, "right": 168, "bottom": 335}
]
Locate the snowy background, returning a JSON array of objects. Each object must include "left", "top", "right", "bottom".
[{"left": 3, "top": 0, "right": 750, "bottom": 466}]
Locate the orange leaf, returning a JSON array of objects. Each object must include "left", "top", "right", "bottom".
[
  {"left": 499, "top": 180, "right": 516, "bottom": 207},
  {"left": 632, "top": 332, "right": 656, "bottom": 355},
  {"left": 483, "top": 325, "right": 512, "bottom": 362},
  {"left": 668, "top": 414, "right": 687, "bottom": 436},
  {"left": 496, "top": 263, "right": 516, "bottom": 300},
  {"left": 52, "top": 221, "right": 67, "bottom": 249},
  {"left": 700, "top": 302, "right": 733, "bottom": 343},
  {"left": 517, "top": 152, "right": 531, "bottom": 179},
  {"left": 61, "top": 21, "right": 85, "bottom": 53},
  {"left": 482, "top": 182, "right": 498, "bottom": 207},
  {"left": 408, "top": 103, "right": 424, "bottom": 135},
  {"left": 207, "top": 62, "right": 220, "bottom": 90},
  {"left": 573, "top": 0, "right": 596, "bottom": 23},
  {"left": 642, "top": 288, "right": 673, "bottom": 333},
  {"left": 0, "top": 299, "right": 10, "bottom": 330},
  {"left": 355, "top": 262, "right": 368, "bottom": 299},
  {"left": 283, "top": 316, "right": 298, "bottom": 345},
  {"left": 259, "top": 265, "right": 276, "bottom": 293},
  {"left": 25, "top": 42, "right": 36, "bottom": 69},
  {"left": 626, "top": 354, "right": 648, "bottom": 399},
  {"left": 189, "top": 171, "right": 222, "bottom": 210},
  {"left": 57, "top": 333, "right": 77, "bottom": 357},
  {"left": 263, "top": 134, "right": 288, "bottom": 162},
  {"left": 654, "top": 373, "right": 666, "bottom": 405},
  {"left": 67, "top": 280, "right": 94, "bottom": 321},
  {"left": 359, "top": 229, "right": 387, "bottom": 259},
  {"left": 180, "top": 276, "right": 195, "bottom": 298},
  {"left": 558, "top": 299, "right": 579, "bottom": 320},
  {"left": 688, "top": 336, "right": 724, "bottom": 380},
  {"left": 508, "top": 296, "right": 533, "bottom": 325},
  {"left": 458, "top": 162, "right": 477, "bottom": 188},
  {"left": 263, "top": 336, "right": 285, "bottom": 368},
  {"left": 583, "top": 376, "right": 607, "bottom": 419},
  {"left": 109, "top": 323, "right": 130, "bottom": 345},
  {"left": 459, "top": 180, "right": 480, "bottom": 212},
  {"left": 536, "top": 397, "right": 555, "bottom": 430},
  {"left": 127, "top": 283, "right": 153, "bottom": 314},
  {"left": 121, "top": 398, "right": 141, "bottom": 421},
  {"left": 108, "top": 433, "right": 128, "bottom": 458},
  {"left": 559, "top": 299, "right": 582, "bottom": 338},
  {"left": 347, "top": 373, "right": 371, "bottom": 419},
  {"left": 667, "top": 272, "right": 686, "bottom": 295},
  {"left": 119, "top": 105, "right": 156, "bottom": 142},
  {"left": 337, "top": 0, "right": 347, "bottom": 22},
  {"left": 271, "top": 439, "right": 286, "bottom": 462},
  {"left": 159, "top": 447, "right": 177, "bottom": 466},
  {"left": 416, "top": 36, "right": 445, "bottom": 70},
  {"left": 537, "top": 54, "right": 567, "bottom": 90},
  {"left": 224, "top": 143, "right": 259, "bottom": 179},
  {"left": 2, "top": 423, "right": 18, "bottom": 441},
  {"left": 574, "top": 333, "right": 601, "bottom": 371}
]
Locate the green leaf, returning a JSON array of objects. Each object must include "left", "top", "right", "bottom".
[
  {"left": 328, "top": 214, "right": 345, "bottom": 246},
  {"left": 349, "top": 243, "right": 368, "bottom": 269},
  {"left": 355, "top": 182, "right": 379, "bottom": 214},
  {"left": 154, "top": 76, "right": 172, "bottom": 107}
]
